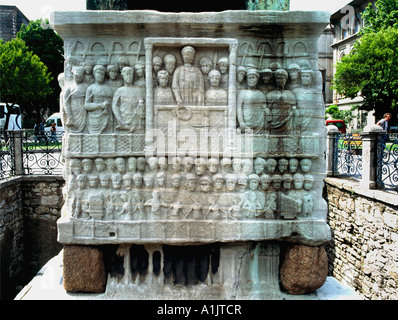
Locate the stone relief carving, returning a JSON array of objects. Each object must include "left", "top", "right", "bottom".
[
  {"left": 65, "top": 155, "right": 316, "bottom": 222},
  {"left": 61, "top": 36, "right": 325, "bottom": 225}
]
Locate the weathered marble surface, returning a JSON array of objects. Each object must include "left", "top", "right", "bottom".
[{"left": 52, "top": 10, "right": 330, "bottom": 247}]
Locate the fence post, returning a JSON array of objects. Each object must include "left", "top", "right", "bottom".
[
  {"left": 326, "top": 125, "right": 339, "bottom": 177},
  {"left": 360, "top": 124, "right": 385, "bottom": 190},
  {"left": 9, "top": 130, "right": 24, "bottom": 176}
]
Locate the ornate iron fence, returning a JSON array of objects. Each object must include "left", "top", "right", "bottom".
[
  {"left": 333, "top": 133, "right": 363, "bottom": 179},
  {"left": 0, "top": 130, "right": 64, "bottom": 180},
  {"left": 0, "top": 133, "right": 18, "bottom": 179},
  {"left": 377, "top": 133, "right": 398, "bottom": 193}
]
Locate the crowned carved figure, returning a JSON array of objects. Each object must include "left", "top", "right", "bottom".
[{"left": 172, "top": 46, "right": 205, "bottom": 107}]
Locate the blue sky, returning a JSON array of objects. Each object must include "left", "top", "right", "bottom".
[{"left": 2, "top": 0, "right": 351, "bottom": 21}]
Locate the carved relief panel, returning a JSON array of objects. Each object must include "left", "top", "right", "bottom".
[{"left": 57, "top": 11, "right": 329, "bottom": 245}]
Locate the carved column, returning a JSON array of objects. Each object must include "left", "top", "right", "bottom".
[{"left": 145, "top": 42, "right": 154, "bottom": 152}]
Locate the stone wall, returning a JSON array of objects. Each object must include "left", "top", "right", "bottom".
[
  {"left": 0, "top": 175, "right": 64, "bottom": 300},
  {"left": 324, "top": 177, "right": 398, "bottom": 300}
]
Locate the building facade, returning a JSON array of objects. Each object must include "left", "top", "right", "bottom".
[
  {"left": 0, "top": 5, "right": 29, "bottom": 42},
  {"left": 329, "top": 0, "right": 376, "bottom": 132}
]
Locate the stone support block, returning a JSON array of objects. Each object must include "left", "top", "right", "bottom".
[
  {"left": 63, "top": 245, "right": 106, "bottom": 293},
  {"left": 280, "top": 244, "right": 328, "bottom": 295}
]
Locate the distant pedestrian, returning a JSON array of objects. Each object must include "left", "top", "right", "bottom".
[
  {"left": 49, "top": 122, "right": 58, "bottom": 143},
  {"left": 34, "top": 119, "right": 46, "bottom": 143},
  {"left": 377, "top": 113, "right": 392, "bottom": 132}
]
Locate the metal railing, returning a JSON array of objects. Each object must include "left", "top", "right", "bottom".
[
  {"left": 377, "top": 134, "right": 398, "bottom": 193},
  {"left": 329, "top": 129, "right": 398, "bottom": 194},
  {"left": 0, "top": 130, "right": 64, "bottom": 180},
  {"left": 333, "top": 133, "right": 363, "bottom": 179}
]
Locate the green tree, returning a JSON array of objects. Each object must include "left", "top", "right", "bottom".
[
  {"left": 0, "top": 38, "right": 52, "bottom": 117},
  {"left": 361, "top": 0, "right": 398, "bottom": 34},
  {"left": 332, "top": 27, "right": 398, "bottom": 121},
  {"left": 325, "top": 105, "right": 357, "bottom": 125},
  {"left": 333, "top": 0, "right": 398, "bottom": 123},
  {"left": 17, "top": 19, "right": 64, "bottom": 117}
]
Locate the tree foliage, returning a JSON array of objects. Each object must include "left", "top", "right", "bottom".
[
  {"left": 361, "top": 0, "right": 398, "bottom": 34},
  {"left": 0, "top": 38, "right": 52, "bottom": 115},
  {"left": 333, "top": 27, "right": 398, "bottom": 120},
  {"left": 325, "top": 104, "right": 358, "bottom": 125},
  {"left": 332, "top": 0, "right": 398, "bottom": 121},
  {"left": 17, "top": 19, "right": 64, "bottom": 116}
]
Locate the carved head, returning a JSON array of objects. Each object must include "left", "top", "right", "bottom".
[
  {"left": 185, "top": 173, "right": 197, "bottom": 192},
  {"left": 208, "top": 158, "right": 219, "bottom": 174},
  {"left": 199, "top": 56, "right": 212, "bottom": 75},
  {"left": 287, "top": 64, "right": 301, "bottom": 81},
  {"left": 260, "top": 173, "right": 271, "bottom": 190},
  {"left": 123, "top": 173, "right": 133, "bottom": 190},
  {"left": 181, "top": 46, "right": 196, "bottom": 64},
  {"left": 237, "top": 173, "right": 248, "bottom": 191},
  {"left": 254, "top": 157, "right": 266, "bottom": 175},
  {"left": 246, "top": 68, "right": 260, "bottom": 88},
  {"left": 93, "top": 65, "right": 106, "bottom": 83},
  {"left": 107, "top": 65, "right": 119, "bottom": 80},
  {"left": 300, "top": 158, "right": 312, "bottom": 173},
  {"left": 94, "top": 158, "right": 106, "bottom": 172},
  {"left": 225, "top": 173, "right": 237, "bottom": 192},
  {"left": 236, "top": 66, "right": 247, "bottom": 83},
  {"left": 300, "top": 69, "right": 313, "bottom": 86},
  {"left": 208, "top": 70, "right": 222, "bottom": 88},
  {"left": 282, "top": 173, "right": 293, "bottom": 190},
  {"left": 152, "top": 56, "right": 162, "bottom": 73},
  {"left": 213, "top": 173, "right": 224, "bottom": 191},
  {"left": 121, "top": 67, "right": 134, "bottom": 84},
  {"left": 303, "top": 174, "right": 314, "bottom": 190},
  {"left": 115, "top": 157, "right": 126, "bottom": 173},
  {"left": 232, "top": 158, "right": 242, "bottom": 172},
  {"left": 72, "top": 66, "right": 85, "bottom": 83},
  {"left": 248, "top": 173, "right": 260, "bottom": 191},
  {"left": 265, "top": 158, "right": 277, "bottom": 174},
  {"left": 164, "top": 54, "right": 176, "bottom": 75},
  {"left": 289, "top": 158, "right": 299, "bottom": 173},
  {"left": 271, "top": 174, "right": 282, "bottom": 189},
  {"left": 199, "top": 175, "right": 212, "bottom": 193},
  {"left": 156, "top": 171, "right": 166, "bottom": 187},
  {"left": 293, "top": 173, "right": 304, "bottom": 190},
  {"left": 278, "top": 158, "right": 289, "bottom": 174},
  {"left": 157, "top": 70, "right": 169, "bottom": 87},
  {"left": 259, "top": 68, "right": 272, "bottom": 84},
  {"left": 82, "top": 159, "right": 94, "bottom": 173},
  {"left": 171, "top": 173, "right": 182, "bottom": 189},
  {"left": 217, "top": 57, "right": 229, "bottom": 74},
  {"left": 275, "top": 69, "right": 288, "bottom": 89},
  {"left": 195, "top": 158, "right": 207, "bottom": 175}
]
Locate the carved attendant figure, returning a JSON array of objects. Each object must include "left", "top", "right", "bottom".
[
  {"left": 84, "top": 65, "right": 114, "bottom": 134},
  {"left": 112, "top": 66, "right": 145, "bottom": 132},
  {"left": 106, "top": 64, "right": 123, "bottom": 94},
  {"left": 205, "top": 70, "right": 228, "bottom": 106},
  {"left": 293, "top": 69, "right": 324, "bottom": 134},
  {"left": 154, "top": 70, "right": 175, "bottom": 105},
  {"left": 237, "top": 68, "right": 267, "bottom": 133},
  {"left": 265, "top": 69, "right": 297, "bottom": 135},
  {"left": 64, "top": 66, "right": 88, "bottom": 133}
]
